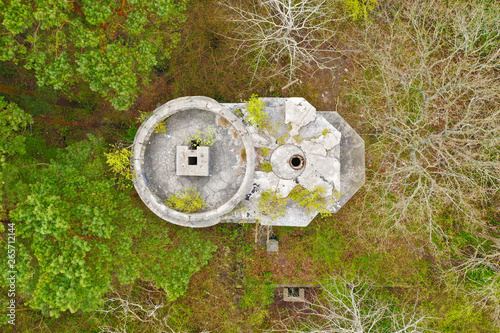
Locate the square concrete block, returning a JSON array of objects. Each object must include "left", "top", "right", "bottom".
[
  {"left": 267, "top": 239, "right": 279, "bottom": 252},
  {"left": 176, "top": 146, "right": 210, "bottom": 176}
]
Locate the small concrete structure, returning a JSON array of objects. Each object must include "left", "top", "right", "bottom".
[
  {"left": 283, "top": 287, "right": 306, "bottom": 302},
  {"left": 267, "top": 239, "right": 279, "bottom": 252},
  {"left": 132, "top": 96, "right": 364, "bottom": 228},
  {"left": 176, "top": 146, "right": 210, "bottom": 176}
]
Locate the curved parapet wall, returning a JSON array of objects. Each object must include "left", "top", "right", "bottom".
[{"left": 132, "top": 96, "right": 255, "bottom": 227}]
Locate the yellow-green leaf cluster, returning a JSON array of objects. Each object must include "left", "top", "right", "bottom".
[
  {"left": 104, "top": 146, "right": 132, "bottom": 189},
  {"left": 246, "top": 94, "right": 269, "bottom": 129},
  {"left": 343, "top": 0, "right": 377, "bottom": 21},
  {"left": 289, "top": 185, "right": 337, "bottom": 214},
  {"left": 258, "top": 190, "right": 287, "bottom": 219},
  {"left": 186, "top": 126, "right": 216, "bottom": 146},
  {"left": 165, "top": 187, "right": 206, "bottom": 213}
]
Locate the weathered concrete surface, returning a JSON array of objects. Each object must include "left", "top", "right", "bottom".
[
  {"left": 223, "top": 98, "right": 351, "bottom": 227},
  {"left": 133, "top": 96, "right": 364, "bottom": 228},
  {"left": 319, "top": 111, "right": 365, "bottom": 210},
  {"left": 176, "top": 146, "right": 210, "bottom": 176},
  {"left": 132, "top": 96, "right": 255, "bottom": 227},
  {"left": 143, "top": 109, "right": 245, "bottom": 209},
  {"left": 270, "top": 144, "right": 305, "bottom": 180},
  {"left": 267, "top": 239, "right": 279, "bottom": 252}
]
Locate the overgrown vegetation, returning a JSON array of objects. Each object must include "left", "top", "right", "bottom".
[
  {"left": 261, "top": 162, "right": 273, "bottom": 173},
  {"left": 273, "top": 276, "right": 429, "bottom": 332},
  {"left": 0, "top": 136, "right": 215, "bottom": 320},
  {"left": 186, "top": 126, "right": 216, "bottom": 147},
  {"left": 165, "top": 187, "right": 206, "bottom": 213},
  {"left": 258, "top": 190, "right": 287, "bottom": 220},
  {"left": 245, "top": 94, "right": 269, "bottom": 129},
  {"left": 288, "top": 186, "right": 337, "bottom": 214},
  {"left": 0, "top": 97, "right": 33, "bottom": 166},
  {"left": 0, "top": 0, "right": 187, "bottom": 110},
  {"left": 343, "top": 0, "right": 378, "bottom": 21},
  {"left": 222, "top": 0, "right": 347, "bottom": 80},
  {"left": 104, "top": 145, "right": 133, "bottom": 189}
]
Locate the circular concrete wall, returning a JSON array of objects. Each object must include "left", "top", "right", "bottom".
[{"left": 132, "top": 96, "right": 255, "bottom": 227}]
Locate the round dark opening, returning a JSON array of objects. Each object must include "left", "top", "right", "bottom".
[{"left": 289, "top": 155, "right": 305, "bottom": 170}]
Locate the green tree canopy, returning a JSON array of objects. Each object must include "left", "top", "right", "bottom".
[
  {"left": 3, "top": 136, "right": 216, "bottom": 317},
  {"left": 0, "top": 96, "right": 33, "bottom": 166},
  {"left": 0, "top": 97, "right": 32, "bottom": 229},
  {"left": 0, "top": 0, "right": 187, "bottom": 110}
]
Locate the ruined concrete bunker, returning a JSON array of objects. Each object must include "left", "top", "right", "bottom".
[{"left": 132, "top": 96, "right": 365, "bottom": 227}]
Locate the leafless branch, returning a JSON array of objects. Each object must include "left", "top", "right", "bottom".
[
  {"left": 351, "top": 0, "right": 500, "bottom": 243},
  {"left": 220, "top": 0, "right": 351, "bottom": 81},
  {"left": 270, "top": 277, "right": 430, "bottom": 332}
]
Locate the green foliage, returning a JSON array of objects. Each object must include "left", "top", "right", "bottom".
[
  {"left": 136, "top": 110, "right": 151, "bottom": 124},
  {"left": 245, "top": 94, "right": 269, "bottom": 129},
  {"left": 0, "top": 97, "right": 33, "bottom": 166},
  {"left": 239, "top": 276, "right": 275, "bottom": 326},
  {"left": 258, "top": 190, "right": 287, "bottom": 219},
  {"left": 288, "top": 186, "right": 337, "bottom": 214},
  {"left": 261, "top": 162, "right": 272, "bottom": 173},
  {"left": 310, "top": 225, "right": 346, "bottom": 272},
  {"left": 259, "top": 147, "right": 270, "bottom": 157},
  {"left": 343, "top": 0, "right": 378, "bottom": 21},
  {"left": 134, "top": 226, "right": 217, "bottom": 301},
  {"left": 234, "top": 109, "right": 244, "bottom": 118},
  {"left": 154, "top": 121, "right": 167, "bottom": 134},
  {"left": 186, "top": 126, "right": 216, "bottom": 147},
  {"left": 7, "top": 135, "right": 147, "bottom": 317},
  {"left": 466, "top": 264, "right": 496, "bottom": 286},
  {"left": 0, "top": 98, "right": 33, "bottom": 220},
  {"left": 0, "top": 0, "right": 187, "bottom": 110},
  {"left": 165, "top": 188, "right": 206, "bottom": 213},
  {"left": 104, "top": 145, "right": 133, "bottom": 189}
]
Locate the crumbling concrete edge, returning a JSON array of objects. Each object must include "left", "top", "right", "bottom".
[{"left": 318, "top": 111, "right": 365, "bottom": 210}]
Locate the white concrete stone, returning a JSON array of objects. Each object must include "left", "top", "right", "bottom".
[
  {"left": 267, "top": 239, "right": 279, "bottom": 252},
  {"left": 299, "top": 141, "right": 327, "bottom": 157},
  {"left": 176, "top": 146, "right": 210, "bottom": 176},
  {"left": 297, "top": 165, "right": 333, "bottom": 196},
  {"left": 276, "top": 179, "right": 298, "bottom": 197},
  {"left": 311, "top": 130, "right": 341, "bottom": 150},
  {"left": 285, "top": 98, "right": 317, "bottom": 127}
]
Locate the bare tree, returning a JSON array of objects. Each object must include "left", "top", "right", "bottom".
[
  {"left": 344, "top": 0, "right": 500, "bottom": 324},
  {"left": 350, "top": 0, "right": 500, "bottom": 242},
  {"left": 271, "top": 277, "right": 429, "bottom": 332},
  {"left": 439, "top": 234, "right": 500, "bottom": 324},
  {"left": 96, "top": 290, "right": 180, "bottom": 333},
  {"left": 220, "top": 0, "right": 349, "bottom": 81}
]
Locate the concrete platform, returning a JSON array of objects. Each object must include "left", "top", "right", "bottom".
[{"left": 133, "top": 96, "right": 364, "bottom": 228}]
